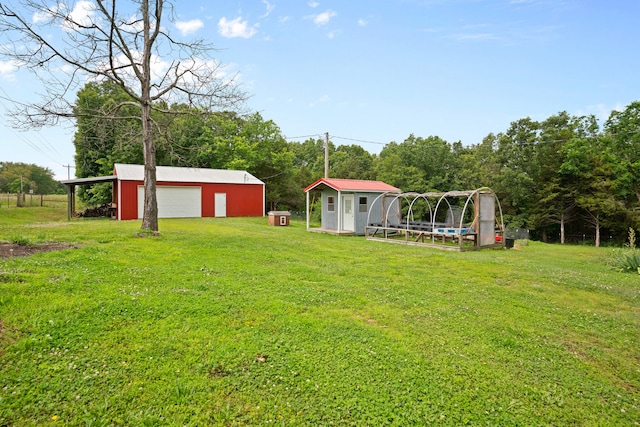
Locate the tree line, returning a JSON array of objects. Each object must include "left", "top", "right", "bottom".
[
  {"left": 0, "top": 162, "right": 63, "bottom": 195},
  {"left": 74, "top": 81, "right": 639, "bottom": 245}
]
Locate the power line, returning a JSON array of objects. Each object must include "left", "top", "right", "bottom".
[
  {"left": 331, "top": 135, "right": 387, "bottom": 146},
  {"left": 285, "top": 134, "right": 322, "bottom": 140}
]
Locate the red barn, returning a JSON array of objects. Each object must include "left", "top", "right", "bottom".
[{"left": 113, "top": 164, "right": 265, "bottom": 220}]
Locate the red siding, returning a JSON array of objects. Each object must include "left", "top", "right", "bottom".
[
  {"left": 202, "top": 183, "right": 264, "bottom": 217},
  {"left": 117, "top": 180, "right": 264, "bottom": 220}
]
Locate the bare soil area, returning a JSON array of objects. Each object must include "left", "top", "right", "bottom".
[{"left": 0, "top": 243, "right": 76, "bottom": 258}]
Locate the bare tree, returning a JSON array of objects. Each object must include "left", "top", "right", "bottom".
[{"left": 0, "top": 0, "right": 246, "bottom": 232}]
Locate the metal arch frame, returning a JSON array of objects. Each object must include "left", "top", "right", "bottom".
[{"left": 365, "top": 187, "right": 506, "bottom": 251}]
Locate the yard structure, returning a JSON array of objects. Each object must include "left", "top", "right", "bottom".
[
  {"left": 366, "top": 187, "right": 505, "bottom": 251},
  {"left": 62, "top": 164, "right": 265, "bottom": 220},
  {"left": 304, "top": 178, "right": 401, "bottom": 235}
]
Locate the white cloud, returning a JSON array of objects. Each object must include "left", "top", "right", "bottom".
[
  {"left": 357, "top": 18, "right": 368, "bottom": 27},
  {"left": 308, "top": 1, "right": 320, "bottom": 8},
  {"left": 260, "top": 0, "right": 275, "bottom": 18},
  {"left": 175, "top": 19, "right": 204, "bottom": 36},
  {"left": 218, "top": 16, "right": 258, "bottom": 39},
  {"left": 279, "top": 16, "right": 291, "bottom": 24},
  {"left": 0, "top": 60, "right": 19, "bottom": 81},
  {"left": 313, "top": 10, "right": 336, "bottom": 26},
  {"left": 62, "top": 0, "right": 96, "bottom": 32},
  {"left": 32, "top": 4, "right": 62, "bottom": 24}
]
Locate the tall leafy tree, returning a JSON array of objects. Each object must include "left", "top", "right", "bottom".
[
  {"left": 529, "top": 112, "right": 576, "bottom": 242},
  {"left": 492, "top": 118, "right": 540, "bottom": 227},
  {"left": 73, "top": 81, "right": 142, "bottom": 185},
  {"left": 374, "top": 143, "right": 425, "bottom": 192},
  {"left": 0, "top": 0, "right": 246, "bottom": 232},
  {"left": 397, "top": 134, "right": 456, "bottom": 191},
  {"left": 560, "top": 116, "right": 619, "bottom": 246},
  {"left": 331, "top": 144, "right": 375, "bottom": 180},
  {"left": 605, "top": 101, "right": 640, "bottom": 227}
]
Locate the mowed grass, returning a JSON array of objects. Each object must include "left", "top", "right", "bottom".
[{"left": 0, "top": 210, "right": 638, "bottom": 426}]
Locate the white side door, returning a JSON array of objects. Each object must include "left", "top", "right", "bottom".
[
  {"left": 342, "top": 194, "right": 354, "bottom": 231},
  {"left": 215, "top": 193, "right": 227, "bottom": 217}
]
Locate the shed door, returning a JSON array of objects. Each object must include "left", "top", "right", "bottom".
[
  {"left": 215, "top": 193, "right": 227, "bottom": 217},
  {"left": 138, "top": 186, "right": 202, "bottom": 219},
  {"left": 342, "top": 194, "right": 354, "bottom": 232},
  {"left": 478, "top": 193, "right": 496, "bottom": 246}
]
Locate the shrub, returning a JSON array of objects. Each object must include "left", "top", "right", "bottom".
[
  {"left": 608, "top": 228, "right": 640, "bottom": 273},
  {"left": 10, "top": 235, "right": 32, "bottom": 246}
]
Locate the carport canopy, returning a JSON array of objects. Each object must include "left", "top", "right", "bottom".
[{"left": 61, "top": 175, "right": 117, "bottom": 220}]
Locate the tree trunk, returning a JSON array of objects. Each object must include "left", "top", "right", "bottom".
[
  {"left": 594, "top": 212, "right": 600, "bottom": 247},
  {"left": 141, "top": 101, "right": 158, "bottom": 232},
  {"left": 560, "top": 211, "right": 565, "bottom": 244},
  {"left": 139, "top": 0, "right": 159, "bottom": 233}
]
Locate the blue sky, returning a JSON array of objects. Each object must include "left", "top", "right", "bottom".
[{"left": 1, "top": 0, "right": 639, "bottom": 180}]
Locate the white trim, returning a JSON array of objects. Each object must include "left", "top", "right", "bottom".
[
  {"left": 306, "top": 191, "right": 310, "bottom": 231},
  {"left": 337, "top": 190, "right": 342, "bottom": 232}
]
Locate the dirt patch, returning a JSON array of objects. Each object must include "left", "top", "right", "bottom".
[{"left": 0, "top": 242, "right": 76, "bottom": 258}]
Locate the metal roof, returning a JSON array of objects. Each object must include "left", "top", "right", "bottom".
[
  {"left": 114, "top": 164, "right": 264, "bottom": 185},
  {"left": 61, "top": 175, "right": 117, "bottom": 186},
  {"left": 304, "top": 178, "right": 401, "bottom": 193}
]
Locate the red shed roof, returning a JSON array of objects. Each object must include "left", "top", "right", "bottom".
[{"left": 304, "top": 178, "right": 401, "bottom": 193}]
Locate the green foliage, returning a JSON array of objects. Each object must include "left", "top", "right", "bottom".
[
  {"left": 8, "top": 235, "right": 32, "bottom": 246},
  {"left": 0, "top": 213, "right": 638, "bottom": 425},
  {"left": 0, "top": 162, "right": 61, "bottom": 194},
  {"left": 609, "top": 248, "right": 640, "bottom": 272},
  {"left": 608, "top": 228, "right": 640, "bottom": 273}
]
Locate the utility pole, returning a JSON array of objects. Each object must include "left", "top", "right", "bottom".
[
  {"left": 62, "top": 164, "right": 73, "bottom": 180},
  {"left": 324, "top": 132, "right": 329, "bottom": 179}
]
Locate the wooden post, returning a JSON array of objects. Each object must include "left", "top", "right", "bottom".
[{"left": 66, "top": 185, "right": 75, "bottom": 221}]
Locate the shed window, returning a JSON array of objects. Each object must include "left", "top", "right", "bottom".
[
  {"left": 359, "top": 197, "right": 368, "bottom": 213},
  {"left": 327, "top": 196, "right": 335, "bottom": 212}
]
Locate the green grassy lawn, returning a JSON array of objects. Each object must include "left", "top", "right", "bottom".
[{"left": 0, "top": 210, "right": 638, "bottom": 426}]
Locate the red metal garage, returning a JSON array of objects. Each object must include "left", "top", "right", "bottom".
[{"left": 113, "top": 164, "right": 265, "bottom": 220}]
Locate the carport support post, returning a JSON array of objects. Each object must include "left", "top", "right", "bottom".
[{"left": 66, "top": 184, "right": 75, "bottom": 221}]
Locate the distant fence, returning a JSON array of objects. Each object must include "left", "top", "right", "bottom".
[{"left": 1, "top": 193, "right": 68, "bottom": 208}]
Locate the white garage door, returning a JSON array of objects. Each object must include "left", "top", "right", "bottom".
[{"left": 137, "top": 186, "right": 202, "bottom": 219}]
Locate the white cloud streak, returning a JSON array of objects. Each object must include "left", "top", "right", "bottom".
[
  {"left": 0, "top": 59, "right": 20, "bottom": 81},
  {"left": 260, "top": 0, "right": 275, "bottom": 18},
  {"left": 175, "top": 19, "right": 204, "bottom": 36},
  {"left": 218, "top": 16, "right": 258, "bottom": 39}
]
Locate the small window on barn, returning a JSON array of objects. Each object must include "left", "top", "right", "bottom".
[
  {"left": 327, "top": 196, "right": 335, "bottom": 212},
  {"left": 359, "top": 197, "right": 368, "bottom": 213}
]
